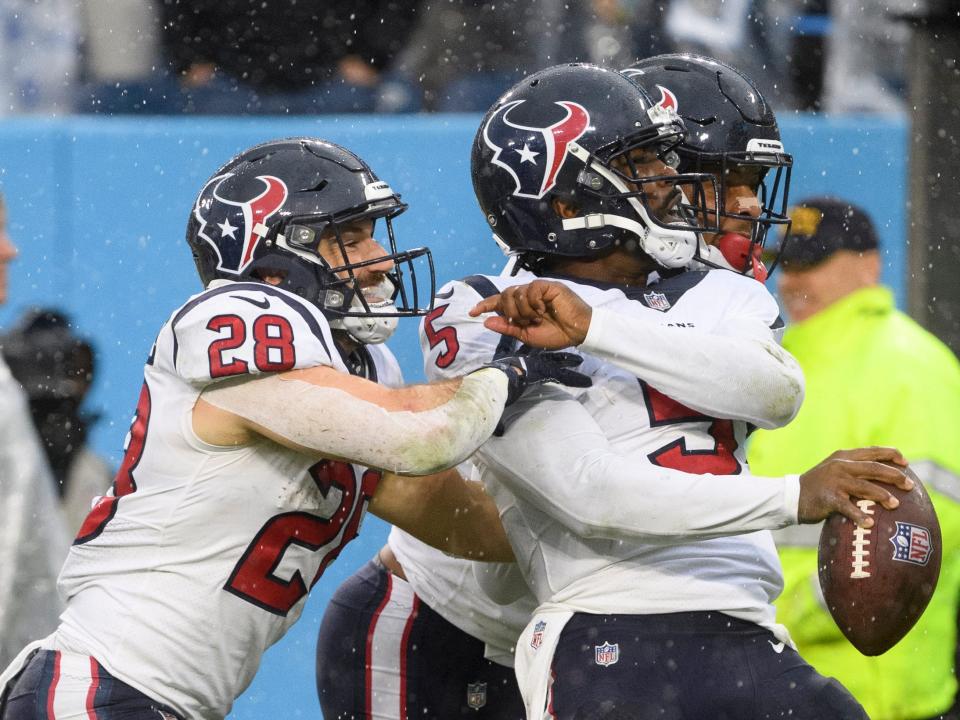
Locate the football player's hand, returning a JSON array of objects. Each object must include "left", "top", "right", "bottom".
[
  {"left": 469, "top": 280, "right": 592, "bottom": 349},
  {"left": 797, "top": 447, "right": 912, "bottom": 527},
  {"left": 485, "top": 349, "right": 592, "bottom": 405}
]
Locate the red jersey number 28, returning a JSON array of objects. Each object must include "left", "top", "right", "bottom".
[
  {"left": 207, "top": 313, "right": 296, "bottom": 378},
  {"left": 224, "top": 461, "right": 381, "bottom": 616}
]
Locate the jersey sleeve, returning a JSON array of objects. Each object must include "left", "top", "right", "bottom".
[
  {"left": 476, "top": 385, "right": 801, "bottom": 541},
  {"left": 714, "top": 271, "right": 785, "bottom": 340},
  {"left": 580, "top": 274, "right": 804, "bottom": 429},
  {"left": 419, "top": 278, "right": 510, "bottom": 381},
  {"left": 169, "top": 284, "right": 338, "bottom": 388}
]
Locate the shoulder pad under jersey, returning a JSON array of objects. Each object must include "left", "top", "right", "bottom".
[
  {"left": 419, "top": 275, "right": 526, "bottom": 381},
  {"left": 702, "top": 269, "right": 783, "bottom": 330}
]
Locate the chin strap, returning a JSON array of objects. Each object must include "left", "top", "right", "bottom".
[
  {"left": 321, "top": 271, "right": 401, "bottom": 344},
  {"left": 561, "top": 212, "right": 695, "bottom": 268},
  {"left": 329, "top": 298, "right": 399, "bottom": 344}
]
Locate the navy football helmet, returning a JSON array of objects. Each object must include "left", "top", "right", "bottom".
[
  {"left": 471, "top": 63, "right": 718, "bottom": 273},
  {"left": 624, "top": 55, "right": 793, "bottom": 279},
  {"left": 187, "top": 137, "right": 434, "bottom": 341}
]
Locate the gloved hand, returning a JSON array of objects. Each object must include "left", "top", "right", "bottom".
[{"left": 485, "top": 350, "right": 592, "bottom": 406}]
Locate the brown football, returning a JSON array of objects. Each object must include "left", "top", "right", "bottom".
[{"left": 818, "top": 465, "right": 942, "bottom": 656}]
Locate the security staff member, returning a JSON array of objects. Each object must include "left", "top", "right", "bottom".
[{"left": 750, "top": 196, "right": 960, "bottom": 720}]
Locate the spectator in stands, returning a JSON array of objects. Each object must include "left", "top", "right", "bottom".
[
  {"left": 822, "top": 0, "right": 912, "bottom": 112},
  {"left": 0, "top": 308, "right": 112, "bottom": 534},
  {"left": 749, "top": 196, "right": 960, "bottom": 720},
  {"left": 575, "top": 0, "right": 661, "bottom": 69},
  {"left": 160, "top": 0, "right": 419, "bottom": 114},
  {"left": 0, "top": 0, "right": 78, "bottom": 114},
  {"left": 75, "top": 0, "right": 178, "bottom": 115},
  {"left": 661, "top": 0, "right": 798, "bottom": 108},
  {"left": 387, "top": 0, "right": 562, "bottom": 112},
  {"left": 0, "top": 195, "right": 69, "bottom": 669}
]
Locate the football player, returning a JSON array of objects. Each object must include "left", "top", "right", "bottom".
[
  {"left": 622, "top": 53, "right": 793, "bottom": 283},
  {"left": 463, "top": 59, "right": 910, "bottom": 720},
  {"left": 0, "top": 137, "right": 590, "bottom": 720},
  {"left": 315, "top": 62, "right": 909, "bottom": 720}
]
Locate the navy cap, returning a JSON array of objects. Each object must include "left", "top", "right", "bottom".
[{"left": 774, "top": 196, "right": 879, "bottom": 269}]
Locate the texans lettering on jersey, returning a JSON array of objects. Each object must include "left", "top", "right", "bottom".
[{"left": 56, "top": 280, "right": 387, "bottom": 720}]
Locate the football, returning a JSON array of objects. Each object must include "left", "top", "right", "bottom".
[{"left": 818, "top": 465, "right": 942, "bottom": 656}]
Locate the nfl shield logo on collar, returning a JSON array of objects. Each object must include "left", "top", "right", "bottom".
[
  {"left": 890, "top": 522, "right": 933, "bottom": 565},
  {"left": 643, "top": 291, "right": 671, "bottom": 311},
  {"left": 594, "top": 641, "right": 619, "bottom": 667},
  {"left": 531, "top": 620, "right": 547, "bottom": 650},
  {"left": 466, "top": 681, "right": 488, "bottom": 709}
]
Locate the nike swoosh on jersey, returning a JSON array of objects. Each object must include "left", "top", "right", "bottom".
[
  {"left": 233, "top": 295, "right": 271, "bottom": 309},
  {"left": 768, "top": 640, "right": 785, "bottom": 653}
]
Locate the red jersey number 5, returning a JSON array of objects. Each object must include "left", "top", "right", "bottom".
[{"left": 423, "top": 304, "right": 460, "bottom": 368}]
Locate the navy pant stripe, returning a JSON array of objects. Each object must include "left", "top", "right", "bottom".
[{"left": 34, "top": 652, "right": 57, "bottom": 720}]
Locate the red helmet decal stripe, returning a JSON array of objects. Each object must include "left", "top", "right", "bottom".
[
  {"left": 543, "top": 102, "right": 590, "bottom": 195},
  {"left": 655, "top": 85, "right": 678, "bottom": 112},
  {"left": 241, "top": 176, "right": 288, "bottom": 267},
  {"left": 482, "top": 100, "right": 591, "bottom": 199}
]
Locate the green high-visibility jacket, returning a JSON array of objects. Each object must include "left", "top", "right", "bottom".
[{"left": 749, "top": 286, "right": 960, "bottom": 719}]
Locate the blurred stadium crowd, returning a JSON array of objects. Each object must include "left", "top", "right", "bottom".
[{"left": 0, "top": 0, "right": 914, "bottom": 117}]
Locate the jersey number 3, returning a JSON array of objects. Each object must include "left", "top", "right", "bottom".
[{"left": 641, "top": 381, "right": 742, "bottom": 475}]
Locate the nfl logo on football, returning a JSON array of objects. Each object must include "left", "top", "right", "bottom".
[
  {"left": 889, "top": 521, "right": 933, "bottom": 565},
  {"left": 531, "top": 620, "right": 546, "bottom": 650},
  {"left": 594, "top": 641, "right": 619, "bottom": 667},
  {"left": 466, "top": 681, "right": 487, "bottom": 710},
  {"left": 643, "top": 291, "right": 671, "bottom": 312}
]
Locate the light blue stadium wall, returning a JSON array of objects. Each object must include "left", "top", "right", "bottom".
[{"left": 0, "top": 113, "right": 907, "bottom": 718}]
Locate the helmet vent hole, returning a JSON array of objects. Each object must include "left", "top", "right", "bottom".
[
  {"left": 301, "top": 179, "right": 329, "bottom": 193},
  {"left": 530, "top": 79, "right": 540, "bottom": 87},
  {"left": 245, "top": 150, "right": 277, "bottom": 164}
]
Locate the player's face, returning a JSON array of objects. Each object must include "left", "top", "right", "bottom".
[
  {"left": 0, "top": 199, "right": 18, "bottom": 305},
  {"left": 318, "top": 219, "right": 395, "bottom": 299},
  {"left": 610, "top": 148, "right": 683, "bottom": 223},
  {"left": 698, "top": 163, "right": 763, "bottom": 246}
]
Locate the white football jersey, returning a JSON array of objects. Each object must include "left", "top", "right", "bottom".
[
  {"left": 420, "top": 270, "right": 791, "bottom": 632},
  {"left": 55, "top": 280, "right": 383, "bottom": 720}
]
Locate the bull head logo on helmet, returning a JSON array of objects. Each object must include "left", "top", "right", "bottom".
[
  {"left": 482, "top": 100, "right": 590, "bottom": 199},
  {"left": 193, "top": 174, "right": 288, "bottom": 276}
]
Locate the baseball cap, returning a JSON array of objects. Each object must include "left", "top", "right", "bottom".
[{"left": 770, "top": 196, "right": 879, "bottom": 269}]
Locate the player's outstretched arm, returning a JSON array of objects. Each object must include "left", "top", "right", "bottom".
[
  {"left": 478, "top": 389, "right": 913, "bottom": 539},
  {"left": 194, "top": 353, "right": 587, "bottom": 476},
  {"left": 194, "top": 363, "right": 508, "bottom": 475},
  {"left": 369, "top": 469, "right": 515, "bottom": 562},
  {"left": 471, "top": 279, "right": 804, "bottom": 429}
]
